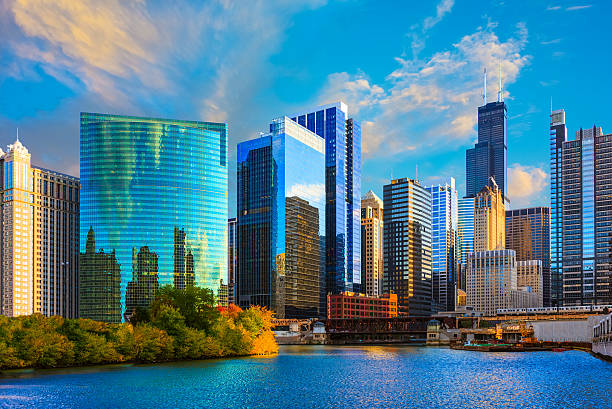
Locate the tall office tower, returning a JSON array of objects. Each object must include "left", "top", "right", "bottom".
[
  {"left": 80, "top": 113, "right": 228, "bottom": 320},
  {"left": 0, "top": 138, "right": 80, "bottom": 318},
  {"left": 227, "top": 218, "right": 237, "bottom": 305},
  {"left": 505, "top": 207, "right": 551, "bottom": 306},
  {"left": 287, "top": 102, "right": 361, "bottom": 295},
  {"left": 559, "top": 125, "right": 612, "bottom": 306},
  {"left": 361, "top": 190, "right": 384, "bottom": 297},
  {"left": 457, "top": 197, "right": 475, "bottom": 292},
  {"left": 466, "top": 249, "right": 539, "bottom": 315},
  {"left": 474, "top": 178, "right": 505, "bottom": 252},
  {"left": 237, "top": 117, "right": 325, "bottom": 318},
  {"left": 383, "top": 178, "right": 432, "bottom": 316},
  {"left": 517, "top": 260, "right": 543, "bottom": 307},
  {"left": 79, "top": 227, "right": 122, "bottom": 322},
  {"left": 466, "top": 72, "right": 508, "bottom": 201},
  {"left": 426, "top": 178, "right": 459, "bottom": 312},
  {"left": 550, "top": 109, "right": 566, "bottom": 307}
]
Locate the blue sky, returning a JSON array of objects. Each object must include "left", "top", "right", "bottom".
[{"left": 1, "top": 0, "right": 610, "bottom": 215}]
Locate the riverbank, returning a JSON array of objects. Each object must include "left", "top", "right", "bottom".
[{"left": 0, "top": 287, "right": 278, "bottom": 371}]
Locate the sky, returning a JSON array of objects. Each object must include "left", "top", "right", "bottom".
[{"left": 1, "top": 0, "right": 611, "bottom": 216}]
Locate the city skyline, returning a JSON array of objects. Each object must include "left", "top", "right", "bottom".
[{"left": 2, "top": 1, "right": 611, "bottom": 213}]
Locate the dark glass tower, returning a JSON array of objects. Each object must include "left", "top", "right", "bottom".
[
  {"left": 466, "top": 101, "right": 507, "bottom": 201},
  {"left": 383, "top": 178, "right": 432, "bottom": 316},
  {"left": 288, "top": 102, "right": 361, "bottom": 296},
  {"left": 237, "top": 117, "right": 325, "bottom": 318}
]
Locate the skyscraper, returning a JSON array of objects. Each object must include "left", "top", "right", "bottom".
[
  {"left": 80, "top": 113, "right": 228, "bottom": 319},
  {"left": 228, "top": 218, "right": 237, "bottom": 305},
  {"left": 426, "top": 178, "right": 459, "bottom": 312},
  {"left": 457, "top": 197, "right": 475, "bottom": 291},
  {"left": 287, "top": 102, "right": 361, "bottom": 295},
  {"left": 466, "top": 71, "right": 508, "bottom": 201},
  {"left": 0, "top": 138, "right": 80, "bottom": 318},
  {"left": 237, "top": 117, "right": 325, "bottom": 318},
  {"left": 361, "top": 190, "right": 384, "bottom": 297},
  {"left": 550, "top": 109, "right": 566, "bottom": 307},
  {"left": 505, "top": 207, "right": 551, "bottom": 306},
  {"left": 558, "top": 124, "right": 612, "bottom": 306},
  {"left": 474, "top": 178, "right": 505, "bottom": 252},
  {"left": 383, "top": 178, "right": 432, "bottom": 316},
  {"left": 517, "top": 260, "right": 544, "bottom": 307}
]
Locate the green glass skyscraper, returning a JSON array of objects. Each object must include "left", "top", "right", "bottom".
[{"left": 80, "top": 113, "right": 228, "bottom": 321}]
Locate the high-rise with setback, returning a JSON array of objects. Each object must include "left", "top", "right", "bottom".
[
  {"left": 0, "top": 138, "right": 80, "bottom": 318},
  {"left": 361, "top": 190, "right": 384, "bottom": 297}
]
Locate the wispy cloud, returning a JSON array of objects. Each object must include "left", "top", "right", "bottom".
[
  {"left": 424, "top": 0, "right": 455, "bottom": 30},
  {"left": 317, "top": 22, "right": 530, "bottom": 158},
  {"left": 566, "top": 5, "right": 592, "bottom": 11},
  {"left": 410, "top": 0, "right": 455, "bottom": 57},
  {"left": 540, "top": 38, "right": 562, "bottom": 45},
  {"left": 507, "top": 164, "right": 547, "bottom": 208},
  {"left": 547, "top": 4, "right": 593, "bottom": 11}
]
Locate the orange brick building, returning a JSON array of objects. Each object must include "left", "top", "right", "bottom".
[{"left": 327, "top": 292, "right": 398, "bottom": 319}]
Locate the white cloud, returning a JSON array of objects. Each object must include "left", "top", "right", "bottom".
[
  {"left": 316, "top": 23, "right": 530, "bottom": 159},
  {"left": 566, "top": 5, "right": 592, "bottom": 11},
  {"left": 424, "top": 0, "right": 455, "bottom": 30},
  {"left": 287, "top": 183, "right": 325, "bottom": 205},
  {"left": 508, "top": 164, "right": 547, "bottom": 208}
]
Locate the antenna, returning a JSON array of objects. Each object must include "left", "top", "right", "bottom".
[
  {"left": 497, "top": 61, "right": 503, "bottom": 102},
  {"left": 482, "top": 67, "right": 487, "bottom": 105},
  {"left": 550, "top": 96, "right": 553, "bottom": 114},
  {"left": 415, "top": 164, "right": 418, "bottom": 180},
  {"left": 16, "top": 127, "right": 19, "bottom": 142}
]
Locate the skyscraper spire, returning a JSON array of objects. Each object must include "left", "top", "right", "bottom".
[
  {"left": 482, "top": 67, "right": 487, "bottom": 106},
  {"left": 498, "top": 61, "right": 503, "bottom": 102},
  {"left": 16, "top": 127, "right": 19, "bottom": 142}
]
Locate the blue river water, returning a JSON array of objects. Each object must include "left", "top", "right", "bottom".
[{"left": 1, "top": 345, "right": 611, "bottom": 408}]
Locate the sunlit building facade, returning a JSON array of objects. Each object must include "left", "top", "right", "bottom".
[
  {"left": 517, "top": 260, "right": 543, "bottom": 307},
  {"left": 80, "top": 113, "right": 228, "bottom": 320},
  {"left": 361, "top": 190, "right": 383, "bottom": 297},
  {"left": 237, "top": 117, "right": 325, "bottom": 318},
  {"left": 0, "top": 139, "right": 80, "bottom": 318},
  {"left": 505, "top": 207, "right": 550, "bottom": 306},
  {"left": 426, "top": 179, "right": 459, "bottom": 313},
  {"left": 383, "top": 178, "right": 432, "bottom": 316},
  {"left": 474, "top": 179, "right": 505, "bottom": 252},
  {"left": 288, "top": 102, "right": 361, "bottom": 295}
]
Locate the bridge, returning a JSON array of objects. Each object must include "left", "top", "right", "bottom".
[{"left": 325, "top": 316, "right": 456, "bottom": 344}]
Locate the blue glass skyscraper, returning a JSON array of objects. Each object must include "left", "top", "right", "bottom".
[
  {"left": 457, "top": 197, "right": 475, "bottom": 292},
  {"left": 426, "top": 178, "right": 458, "bottom": 312},
  {"left": 237, "top": 117, "right": 325, "bottom": 318},
  {"left": 550, "top": 109, "right": 566, "bottom": 307},
  {"left": 287, "top": 102, "right": 361, "bottom": 295},
  {"left": 80, "top": 113, "right": 228, "bottom": 320}
]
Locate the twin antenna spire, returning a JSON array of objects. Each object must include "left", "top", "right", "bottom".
[{"left": 482, "top": 62, "right": 504, "bottom": 105}]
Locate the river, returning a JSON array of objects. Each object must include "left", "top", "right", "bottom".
[{"left": 1, "top": 345, "right": 611, "bottom": 408}]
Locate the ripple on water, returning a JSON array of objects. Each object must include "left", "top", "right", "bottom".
[{"left": 0, "top": 346, "right": 610, "bottom": 409}]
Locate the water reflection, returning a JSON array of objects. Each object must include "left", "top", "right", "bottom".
[{"left": 0, "top": 346, "right": 610, "bottom": 409}]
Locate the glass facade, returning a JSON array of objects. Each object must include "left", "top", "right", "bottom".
[
  {"left": 553, "top": 117, "right": 612, "bottom": 307},
  {"left": 383, "top": 178, "right": 432, "bottom": 316},
  {"left": 426, "top": 179, "right": 458, "bottom": 312},
  {"left": 505, "top": 207, "right": 551, "bottom": 306},
  {"left": 466, "top": 101, "right": 507, "bottom": 201},
  {"left": 457, "top": 197, "right": 475, "bottom": 292},
  {"left": 237, "top": 117, "right": 325, "bottom": 318},
  {"left": 80, "top": 113, "right": 228, "bottom": 321},
  {"left": 288, "top": 102, "right": 361, "bottom": 296},
  {"left": 550, "top": 109, "right": 566, "bottom": 307}
]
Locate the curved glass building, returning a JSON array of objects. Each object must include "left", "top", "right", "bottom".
[{"left": 80, "top": 113, "right": 228, "bottom": 321}]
